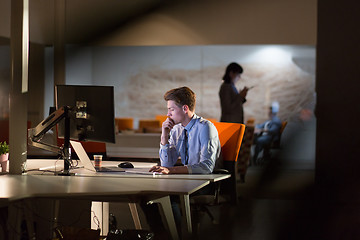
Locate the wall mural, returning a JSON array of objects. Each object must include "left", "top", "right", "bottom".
[
  {"left": 81, "top": 45, "right": 316, "bottom": 126},
  {"left": 123, "top": 62, "right": 315, "bottom": 125},
  {"left": 1, "top": 45, "right": 316, "bottom": 128},
  {"left": 64, "top": 45, "right": 316, "bottom": 127}
]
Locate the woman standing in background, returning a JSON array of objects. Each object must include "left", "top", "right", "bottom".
[
  {"left": 219, "top": 62, "right": 249, "bottom": 123},
  {"left": 219, "top": 62, "right": 251, "bottom": 183}
]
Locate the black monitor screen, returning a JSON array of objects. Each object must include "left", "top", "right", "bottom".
[{"left": 55, "top": 85, "right": 115, "bottom": 143}]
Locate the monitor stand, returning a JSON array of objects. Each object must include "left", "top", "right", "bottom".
[{"left": 57, "top": 106, "right": 75, "bottom": 176}]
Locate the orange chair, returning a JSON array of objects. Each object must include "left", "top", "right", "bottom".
[
  {"left": 207, "top": 118, "right": 218, "bottom": 123},
  {"left": 138, "top": 119, "right": 161, "bottom": 133},
  {"left": 246, "top": 117, "right": 255, "bottom": 125},
  {"left": 213, "top": 122, "right": 245, "bottom": 201},
  {"left": 155, "top": 115, "right": 168, "bottom": 126},
  {"left": 259, "top": 120, "right": 288, "bottom": 165},
  {"left": 192, "top": 122, "right": 245, "bottom": 202},
  {"left": 115, "top": 118, "right": 134, "bottom": 132},
  {"left": 191, "top": 122, "right": 245, "bottom": 229},
  {"left": 271, "top": 120, "right": 288, "bottom": 149},
  {"left": 213, "top": 122, "right": 245, "bottom": 162}
]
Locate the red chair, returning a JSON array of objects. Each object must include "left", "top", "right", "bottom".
[
  {"left": 56, "top": 126, "right": 107, "bottom": 159},
  {"left": 0, "top": 119, "right": 31, "bottom": 143}
]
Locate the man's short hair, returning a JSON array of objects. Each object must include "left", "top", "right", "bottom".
[{"left": 164, "top": 86, "right": 196, "bottom": 111}]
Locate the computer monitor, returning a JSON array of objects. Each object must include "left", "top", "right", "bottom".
[{"left": 55, "top": 85, "right": 115, "bottom": 144}]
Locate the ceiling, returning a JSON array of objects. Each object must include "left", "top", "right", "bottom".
[
  {"left": 0, "top": 0, "right": 317, "bottom": 46},
  {"left": 1, "top": 0, "right": 181, "bottom": 45}
]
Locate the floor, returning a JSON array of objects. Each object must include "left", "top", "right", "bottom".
[
  {"left": 196, "top": 161, "right": 316, "bottom": 240},
  {"left": 193, "top": 117, "right": 360, "bottom": 240},
  {"left": 194, "top": 119, "right": 319, "bottom": 240}
]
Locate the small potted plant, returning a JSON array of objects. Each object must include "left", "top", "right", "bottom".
[{"left": 0, "top": 141, "right": 9, "bottom": 172}]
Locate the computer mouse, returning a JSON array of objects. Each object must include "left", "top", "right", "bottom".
[{"left": 118, "top": 162, "right": 134, "bottom": 168}]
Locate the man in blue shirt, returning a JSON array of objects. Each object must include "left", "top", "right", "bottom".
[
  {"left": 150, "top": 86, "right": 221, "bottom": 174},
  {"left": 144, "top": 87, "right": 221, "bottom": 238},
  {"left": 252, "top": 102, "right": 282, "bottom": 164}
]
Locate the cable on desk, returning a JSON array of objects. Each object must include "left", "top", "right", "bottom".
[
  {"left": 91, "top": 210, "right": 101, "bottom": 230},
  {"left": 23, "top": 157, "right": 81, "bottom": 175},
  {"left": 23, "top": 169, "right": 57, "bottom": 175}
]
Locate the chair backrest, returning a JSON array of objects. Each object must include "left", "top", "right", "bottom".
[
  {"left": 0, "top": 120, "right": 32, "bottom": 143},
  {"left": 139, "top": 119, "right": 161, "bottom": 129},
  {"left": 115, "top": 118, "right": 134, "bottom": 131},
  {"left": 155, "top": 115, "right": 168, "bottom": 125},
  {"left": 207, "top": 118, "right": 218, "bottom": 123},
  {"left": 238, "top": 124, "right": 255, "bottom": 171},
  {"left": 212, "top": 122, "right": 245, "bottom": 203},
  {"left": 138, "top": 119, "right": 161, "bottom": 133},
  {"left": 280, "top": 121, "right": 287, "bottom": 134},
  {"left": 246, "top": 117, "right": 255, "bottom": 125},
  {"left": 272, "top": 121, "right": 288, "bottom": 148},
  {"left": 56, "top": 126, "right": 107, "bottom": 158},
  {"left": 212, "top": 122, "right": 246, "bottom": 162}
]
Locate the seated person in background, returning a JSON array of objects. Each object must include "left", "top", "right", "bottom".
[
  {"left": 252, "top": 102, "right": 282, "bottom": 164},
  {"left": 150, "top": 86, "right": 221, "bottom": 174}
]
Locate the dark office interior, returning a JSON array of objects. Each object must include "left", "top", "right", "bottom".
[{"left": 1, "top": 0, "right": 360, "bottom": 239}]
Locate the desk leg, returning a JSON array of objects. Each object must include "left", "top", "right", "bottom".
[
  {"left": 8, "top": 200, "right": 36, "bottom": 240},
  {"left": 128, "top": 203, "right": 142, "bottom": 229},
  {"left": 179, "top": 194, "right": 192, "bottom": 238},
  {"left": 23, "top": 200, "right": 36, "bottom": 240},
  {"left": 8, "top": 202, "right": 22, "bottom": 240},
  {"left": 53, "top": 200, "right": 60, "bottom": 234},
  {"left": 151, "top": 196, "right": 179, "bottom": 240}
]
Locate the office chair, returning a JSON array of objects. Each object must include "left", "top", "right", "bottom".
[
  {"left": 272, "top": 121, "right": 287, "bottom": 148},
  {"left": 207, "top": 118, "right": 218, "bottom": 123},
  {"left": 115, "top": 117, "right": 134, "bottom": 132},
  {"left": 0, "top": 119, "right": 32, "bottom": 143},
  {"left": 257, "top": 120, "right": 288, "bottom": 165},
  {"left": 190, "top": 122, "right": 245, "bottom": 230},
  {"left": 137, "top": 119, "right": 161, "bottom": 133},
  {"left": 238, "top": 122, "right": 255, "bottom": 181},
  {"left": 155, "top": 115, "right": 168, "bottom": 125},
  {"left": 56, "top": 127, "right": 107, "bottom": 160}
]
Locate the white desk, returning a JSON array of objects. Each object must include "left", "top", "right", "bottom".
[
  {"left": 24, "top": 159, "right": 230, "bottom": 238},
  {"left": 69, "top": 161, "right": 230, "bottom": 236},
  {"left": 25, "top": 159, "right": 230, "bottom": 182},
  {"left": 0, "top": 174, "right": 209, "bottom": 240}
]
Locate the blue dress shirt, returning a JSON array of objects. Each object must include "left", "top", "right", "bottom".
[
  {"left": 256, "top": 115, "right": 282, "bottom": 140},
  {"left": 159, "top": 114, "right": 221, "bottom": 174}
]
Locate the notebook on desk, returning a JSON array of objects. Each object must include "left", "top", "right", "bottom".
[{"left": 70, "top": 140, "right": 125, "bottom": 172}]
